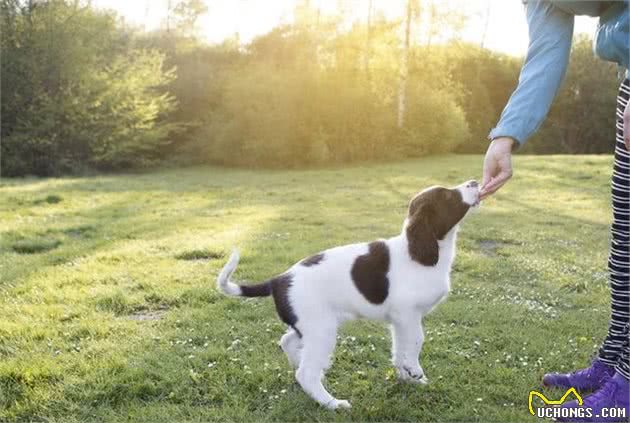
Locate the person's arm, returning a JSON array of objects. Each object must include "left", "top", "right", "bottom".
[{"left": 480, "top": 0, "right": 574, "bottom": 199}]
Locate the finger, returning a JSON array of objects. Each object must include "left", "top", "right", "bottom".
[
  {"left": 481, "top": 174, "right": 496, "bottom": 196},
  {"left": 480, "top": 172, "right": 511, "bottom": 199},
  {"left": 480, "top": 181, "right": 505, "bottom": 200},
  {"left": 479, "top": 183, "right": 500, "bottom": 200},
  {"left": 479, "top": 177, "right": 496, "bottom": 197},
  {"left": 480, "top": 186, "right": 499, "bottom": 200},
  {"left": 479, "top": 191, "right": 493, "bottom": 201},
  {"left": 479, "top": 171, "right": 496, "bottom": 189},
  {"left": 481, "top": 161, "right": 493, "bottom": 188},
  {"left": 481, "top": 174, "right": 506, "bottom": 194}
]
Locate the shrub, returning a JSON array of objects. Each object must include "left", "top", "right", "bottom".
[{"left": 1, "top": 1, "right": 180, "bottom": 176}]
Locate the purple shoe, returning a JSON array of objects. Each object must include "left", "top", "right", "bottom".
[
  {"left": 557, "top": 372, "right": 629, "bottom": 422},
  {"left": 543, "top": 360, "right": 615, "bottom": 391}
]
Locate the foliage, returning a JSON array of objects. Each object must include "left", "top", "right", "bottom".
[
  {"left": 444, "top": 44, "right": 522, "bottom": 153},
  {"left": 185, "top": 23, "right": 470, "bottom": 167},
  {"left": 171, "top": 0, "right": 208, "bottom": 36},
  {"left": 526, "top": 35, "right": 620, "bottom": 154},
  {"left": 1, "top": 0, "right": 179, "bottom": 176},
  {"left": 0, "top": 1, "right": 621, "bottom": 176},
  {"left": 0, "top": 156, "right": 615, "bottom": 421}
]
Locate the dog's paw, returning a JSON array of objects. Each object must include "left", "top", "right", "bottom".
[
  {"left": 326, "top": 399, "right": 352, "bottom": 410},
  {"left": 396, "top": 365, "right": 429, "bottom": 384}
]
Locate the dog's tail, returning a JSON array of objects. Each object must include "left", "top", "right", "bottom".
[{"left": 216, "top": 250, "right": 272, "bottom": 297}]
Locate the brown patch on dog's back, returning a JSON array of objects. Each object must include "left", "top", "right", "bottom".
[
  {"left": 300, "top": 253, "right": 324, "bottom": 267},
  {"left": 351, "top": 241, "right": 390, "bottom": 304}
]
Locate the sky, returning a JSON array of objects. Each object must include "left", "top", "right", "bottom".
[{"left": 93, "top": 0, "right": 599, "bottom": 56}]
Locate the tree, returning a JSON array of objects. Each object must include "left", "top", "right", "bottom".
[
  {"left": 1, "top": 0, "right": 179, "bottom": 175},
  {"left": 526, "top": 35, "right": 618, "bottom": 154},
  {"left": 424, "top": 0, "right": 468, "bottom": 47},
  {"left": 397, "top": 0, "right": 418, "bottom": 128},
  {"left": 2, "top": 0, "right": 617, "bottom": 176},
  {"left": 364, "top": 0, "right": 373, "bottom": 75},
  {"left": 172, "top": 0, "right": 207, "bottom": 36}
]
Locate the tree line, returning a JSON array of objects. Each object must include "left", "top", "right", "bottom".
[{"left": 0, "top": 0, "right": 621, "bottom": 176}]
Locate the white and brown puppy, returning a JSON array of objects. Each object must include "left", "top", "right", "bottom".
[{"left": 216, "top": 180, "right": 480, "bottom": 409}]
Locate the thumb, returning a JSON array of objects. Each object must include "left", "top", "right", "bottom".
[
  {"left": 481, "top": 169, "right": 491, "bottom": 189},
  {"left": 481, "top": 158, "right": 494, "bottom": 189}
]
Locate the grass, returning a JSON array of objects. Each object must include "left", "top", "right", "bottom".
[
  {"left": 0, "top": 155, "right": 615, "bottom": 422},
  {"left": 11, "top": 237, "right": 62, "bottom": 254}
]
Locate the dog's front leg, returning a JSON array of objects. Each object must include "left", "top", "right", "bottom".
[{"left": 390, "top": 313, "right": 428, "bottom": 384}]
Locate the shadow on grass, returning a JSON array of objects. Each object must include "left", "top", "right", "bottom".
[{"left": 0, "top": 157, "right": 616, "bottom": 421}]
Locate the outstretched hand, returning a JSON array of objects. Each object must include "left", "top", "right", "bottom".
[
  {"left": 481, "top": 97, "right": 629, "bottom": 200},
  {"left": 480, "top": 137, "right": 515, "bottom": 200}
]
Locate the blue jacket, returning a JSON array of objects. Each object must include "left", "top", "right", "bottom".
[{"left": 489, "top": 0, "right": 629, "bottom": 146}]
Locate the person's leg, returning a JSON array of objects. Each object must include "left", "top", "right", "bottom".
[
  {"left": 544, "top": 79, "right": 630, "bottom": 393},
  {"left": 555, "top": 79, "right": 630, "bottom": 422},
  {"left": 598, "top": 77, "right": 630, "bottom": 378}
]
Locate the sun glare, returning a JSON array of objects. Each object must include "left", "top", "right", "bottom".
[{"left": 94, "top": 0, "right": 597, "bottom": 56}]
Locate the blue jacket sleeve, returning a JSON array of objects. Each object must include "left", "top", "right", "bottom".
[{"left": 488, "top": 0, "right": 574, "bottom": 146}]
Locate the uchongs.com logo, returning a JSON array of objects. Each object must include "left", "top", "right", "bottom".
[{"left": 528, "top": 387, "right": 627, "bottom": 420}]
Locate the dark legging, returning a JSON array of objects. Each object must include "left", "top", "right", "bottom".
[{"left": 598, "top": 78, "right": 630, "bottom": 380}]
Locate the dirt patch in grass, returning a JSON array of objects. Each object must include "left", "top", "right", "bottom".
[
  {"left": 478, "top": 239, "right": 500, "bottom": 256},
  {"left": 63, "top": 224, "right": 97, "bottom": 238},
  {"left": 476, "top": 238, "right": 521, "bottom": 257},
  {"left": 127, "top": 309, "right": 167, "bottom": 321}
]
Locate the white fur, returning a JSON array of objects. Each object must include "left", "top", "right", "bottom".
[
  {"left": 217, "top": 182, "right": 479, "bottom": 410},
  {"left": 216, "top": 249, "right": 242, "bottom": 296}
]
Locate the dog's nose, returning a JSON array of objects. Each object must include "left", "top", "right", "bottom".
[{"left": 466, "top": 180, "right": 478, "bottom": 188}]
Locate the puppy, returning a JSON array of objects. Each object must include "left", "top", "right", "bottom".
[{"left": 216, "top": 180, "right": 480, "bottom": 409}]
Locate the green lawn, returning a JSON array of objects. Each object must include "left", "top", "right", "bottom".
[{"left": 0, "top": 155, "right": 616, "bottom": 422}]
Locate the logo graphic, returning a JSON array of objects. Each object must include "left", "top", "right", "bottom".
[
  {"left": 529, "top": 387, "right": 626, "bottom": 420},
  {"left": 528, "top": 387, "right": 583, "bottom": 416}
]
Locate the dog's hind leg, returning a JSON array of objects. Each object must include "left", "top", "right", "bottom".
[
  {"left": 279, "top": 329, "right": 301, "bottom": 368},
  {"left": 295, "top": 323, "right": 350, "bottom": 410}
]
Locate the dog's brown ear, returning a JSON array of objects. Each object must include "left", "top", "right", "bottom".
[{"left": 406, "top": 205, "right": 439, "bottom": 266}]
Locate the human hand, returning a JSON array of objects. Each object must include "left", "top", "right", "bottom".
[
  {"left": 479, "top": 137, "right": 515, "bottom": 200},
  {"left": 624, "top": 95, "right": 630, "bottom": 150}
]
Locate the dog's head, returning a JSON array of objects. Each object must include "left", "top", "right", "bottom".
[{"left": 405, "top": 180, "right": 479, "bottom": 266}]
